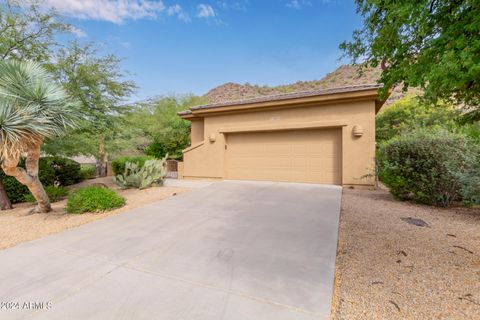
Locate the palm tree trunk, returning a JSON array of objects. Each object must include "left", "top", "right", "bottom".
[
  {"left": 0, "top": 178, "right": 12, "bottom": 210},
  {"left": 1, "top": 144, "right": 51, "bottom": 213}
]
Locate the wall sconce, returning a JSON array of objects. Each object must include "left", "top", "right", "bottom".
[
  {"left": 352, "top": 125, "right": 364, "bottom": 137},
  {"left": 209, "top": 133, "right": 216, "bottom": 142}
]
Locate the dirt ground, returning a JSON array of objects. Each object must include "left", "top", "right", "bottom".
[
  {"left": 332, "top": 187, "right": 480, "bottom": 320},
  {"left": 0, "top": 177, "right": 190, "bottom": 250}
]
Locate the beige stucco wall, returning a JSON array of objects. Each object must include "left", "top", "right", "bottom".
[
  {"left": 190, "top": 119, "right": 204, "bottom": 145},
  {"left": 182, "top": 100, "right": 376, "bottom": 186},
  {"left": 177, "top": 162, "right": 184, "bottom": 179}
]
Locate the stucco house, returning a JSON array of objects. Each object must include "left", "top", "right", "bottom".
[{"left": 177, "top": 84, "right": 386, "bottom": 186}]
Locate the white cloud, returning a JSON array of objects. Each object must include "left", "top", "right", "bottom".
[
  {"left": 217, "top": 1, "right": 248, "bottom": 11},
  {"left": 70, "top": 26, "right": 87, "bottom": 37},
  {"left": 38, "top": 0, "right": 167, "bottom": 24},
  {"left": 119, "top": 41, "right": 132, "bottom": 48},
  {"left": 167, "top": 4, "right": 191, "bottom": 22},
  {"left": 286, "top": 0, "right": 312, "bottom": 9},
  {"left": 197, "top": 4, "right": 216, "bottom": 18}
]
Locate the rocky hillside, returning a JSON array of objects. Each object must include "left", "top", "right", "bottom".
[{"left": 204, "top": 65, "right": 416, "bottom": 106}]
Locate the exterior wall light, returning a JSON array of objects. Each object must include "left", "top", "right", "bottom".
[
  {"left": 352, "top": 125, "right": 364, "bottom": 137},
  {"left": 209, "top": 133, "right": 216, "bottom": 142}
]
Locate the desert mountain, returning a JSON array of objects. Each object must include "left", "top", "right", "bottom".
[{"left": 204, "top": 65, "right": 414, "bottom": 106}]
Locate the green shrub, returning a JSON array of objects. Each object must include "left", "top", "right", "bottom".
[
  {"left": 1, "top": 174, "right": 29, "bottom": 203},
  {"left": 378, "top": 130, "right": 473, "bottom": 207},
  {"left": 0, "top": 157, "right": 84, "bottom": 203},
  {"left": 0, "top": 158, "right": 56, "bottom": 203},
  {"left": 24, "top": 186, "right": 69, "bottom": 203},
  {"left": 111, "top": 156, "right": 153, "bottom": 176},
  {"left": 456, "top": 121, "right": 480, "bottom": 144},
  {"left": 80, "top": 164, "right": 96, "bottom": 180},
  {"left": 456, "top": 143, "right": 480, "bottom": 205},
  {"left": 37, "top": 158, "right": 58, "bottom": 186},
  {"left": 144, "top": 142, "right": 168, "bottom": 159},
  {"left": 42, "top": 156, "right": 82, "bottom": 186},
  {"left": 66, "top": 186, "right": 125, "bottom": 214},
  {"left": 145, "top": 137, "right": 186, "bottom": 160}
]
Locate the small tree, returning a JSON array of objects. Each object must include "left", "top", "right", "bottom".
[
  {"left": 43, "top": 42, "right": 136, "bottom": 175},
  {"left": 127, "top": 95, "right": 206, "bottom": 160},
  {"left": 0, "top": 60, "right": 78, "bottom": 213}
]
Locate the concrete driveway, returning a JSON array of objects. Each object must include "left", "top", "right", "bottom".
[{"left": 0, "top": 180, "right": 342, "bottom": 320}]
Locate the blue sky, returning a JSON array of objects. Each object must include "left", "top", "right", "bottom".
[{"left": 46, "top": 0, "right": 361, "bottom": 101}]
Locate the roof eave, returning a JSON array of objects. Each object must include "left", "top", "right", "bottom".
[
  {"left": 374, "top": 88, "right": 393, "bottom": 114},
  {"left": 191, "top": 88, "right": 382, "bottom": 116},
  {"left": 177, "top": 110, "right": 195, "bottom": 119}
]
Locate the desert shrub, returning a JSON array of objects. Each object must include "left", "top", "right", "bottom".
[
  {"left": 66, "top": 186, "right": 125, "bottom": 214},
  {"left": 42, "top": 156, "right": 82, "bottom": 186},
  {"left": 456, "top": 121, "right": 480, "bottom": 144},
  {"left": 145, "top": 141, "right": 169, "bottom": 159},
  {"left": 458, "top": 171, "right": 480, "bottom": 206},
  {"left": 145, "top": 135, "right": 186, "bottom": 160},
  {"left": 376, "top": 96, "right": 458, "bottom": 144},
  {"left": 111, "top": 155, "right": 153, "bottom": 176},
  {"left": 115, "top": 157, "right": 167, "bottom": 189},
  {"left": 378, "top": 130, "right": 473, "bottom": 207},
  {"left": 24, "top": 186, "right": 69, "bottom": 203},
  {"left": 1, "top": 174, "right": 29, "bottom": 203},
  {"left": 37, "top": 158, "right": 58, "bottom": 186},
  {"left": 0, "top": 157, "right": 83, "bottom": 203},
  {"left": 456, "top": 143, "right": 480, "bottom": 205},
  {"left": 79, "top": 164, "right": 96, "bottom": 180},
  {"left": 0, "top": 159, "right": 56, "bottom": 203}
]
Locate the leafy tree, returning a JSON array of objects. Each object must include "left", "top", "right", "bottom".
[
  {"left": 376, "top": 95, "right": 459, "bottom": 144},
  {"left": 341, "top": 0, "right": 480, "bottom": 107},
  {"left": 0, "top": 0, "right": 69, "bottom": 61},
  {"left": 43, "top": 42, "right": 137, "bottom": 176},
  {"left": 0, "top": 60, "right": 78, "bottom": 213},
  {"left": 0, "top": 0, "right": 70, "bottom": 210},
  {"left": 126, "top": 95, "right": 206, "bottom": 160}
]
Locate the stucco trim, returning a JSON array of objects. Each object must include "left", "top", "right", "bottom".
[
  {"left": 183, "top": 141, "right": 205, "bottom": 153},
  {"left": 219, "top": 120, "right": 348, "bottom": 133}
]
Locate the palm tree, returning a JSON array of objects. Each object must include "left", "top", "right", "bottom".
[{"left": 0, "top": 60, "right": 78, "bottom": 213}]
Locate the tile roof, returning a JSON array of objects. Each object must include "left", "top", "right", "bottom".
[{"left": 179, "top": 84, "right": 381, "bottom": 116}]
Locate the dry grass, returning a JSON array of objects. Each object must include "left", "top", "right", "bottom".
[
  {"left": 0, "top": 177, "right": 190, "bottom": 250},
  {"left": 332, "top": 187, "right": 480, "bottom": 319}
]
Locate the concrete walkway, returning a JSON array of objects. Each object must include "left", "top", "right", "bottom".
[{"left": 0, "top": 181, "right": 342, "bottom": 320}]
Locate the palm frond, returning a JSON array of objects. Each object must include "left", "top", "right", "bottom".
[{"left": 0, "top": 60, "right": 80, "bottom": 161}]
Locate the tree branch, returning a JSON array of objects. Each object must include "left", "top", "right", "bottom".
[{"left": 429, "top": 0, "right": 437, "bottom": 13}]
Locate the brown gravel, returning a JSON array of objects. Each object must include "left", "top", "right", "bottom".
[
  {"left": 332, "top": 187, "right": 480, "bottom": 320},
  {"left": 0, "top": 177, "right": 190, "bottom": 250}
]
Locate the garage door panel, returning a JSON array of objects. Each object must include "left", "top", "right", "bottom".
[{"left": 226, "top": 128, "right": 342, "bottom": 185}]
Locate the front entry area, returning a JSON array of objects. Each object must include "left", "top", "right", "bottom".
[{"left": 225, "top": 128, "right": 342, "bottom": 185}]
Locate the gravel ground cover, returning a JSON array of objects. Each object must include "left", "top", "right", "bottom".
[
  {"left": 332, "top": 187, "right": 480, "bottom": 320},
  {"left": 0, "top": 177, "right": 190, "bottom": 250}
]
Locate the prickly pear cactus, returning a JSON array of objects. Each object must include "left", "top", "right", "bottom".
[
  {"left": 114, "top": 155, "right": 168, "bottom": 190},
  {"left": 139, "top": 158, "right": 167, "bottom": 189}
]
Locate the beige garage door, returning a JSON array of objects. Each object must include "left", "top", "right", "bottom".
[{"left": 225, "top": 128, "right": 342, "bottom": 185}]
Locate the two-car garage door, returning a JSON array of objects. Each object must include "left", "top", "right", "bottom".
[{"left": 225, "top": 128, "right": 342, "bottom": 185}]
